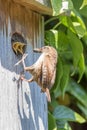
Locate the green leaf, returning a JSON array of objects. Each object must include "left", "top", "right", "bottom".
[
  {"left": 48, "top": 112, "right": 57, "bottom": 130},
  {"left": 45, "top": 30, "right": 58, "bottom": 48},
  {"left": 84, "top": 66, "right": 87, "bottom": 78},
  {"left": 77, "top": 102, "right": 87, "bottom": 118},
  {"left": 80, "top": 0, "right": 87, "bottom": 9},
  {"left": 82, "top": 31, "right": 87, "bottom": 45},
  {"left": 49, "top": 98, "right": 59, "bottom": 110},
  {"left": 73, "top": 21, "right": 86, "bottom": 37},
  {"left": 53, "top": 105, "right": 86, "bottom": 123},
  {"left": 60, "top": 11, "right": 86, "bottom": 37},
  {"left": 51, "top": 0, "right": 62, "bottom": 16},
  {"left": 67, "top": 0, "right": 74, "bottom": 10},
  {"left": 45, "top": 30, "right": 69, "bottom": 50},
  {"left": 75, "top": 112, "right": 86, "bottom": 123},
  {"left": 57, "top": 31, "right": 72, "bottom": 60},
  {"left": 57, "top": 31, "right": 69, "bottom": 52},
  {"left": 60, "top": 65, "right": 70, "bottom": 97},
  {"left": 71, "top": 10, "right": 86, "bottom": 37},
  {"left": 54, "top": 57, "right": 63, "bottom": 97},
  {"left": 78, "top": 53, "right": 85, "bottom": 83},
  {"left": 72, "top": 0, "right": 83, "bottom": 10},
  {"left": 59, "top": 15, "right": 76, "bottom": 33},
  {"left": 56, "top": 120, "right": 72, "bottom": 130},
  {"left": 51, "top": 0, "right": 73, "bottom": 16},
  {"left": 67, "top": 29, "right": 83, "bottom": 68},
  {"left": 79, "top": 5, "right": 87, "bottom": 17},
  {"left": 68, "top": 80, "right": 87, "bottom": 108}
]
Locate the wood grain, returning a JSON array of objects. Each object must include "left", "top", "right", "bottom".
[
  {"left": 13, "top": 0, "right": 53, "bottom": 15},
  {"left": 0, "top": 0, "right": 48, "bottom": 130}
]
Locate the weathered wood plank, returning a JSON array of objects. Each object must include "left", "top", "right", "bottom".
[
  {"left": 0, "top": 0, "right": 48, "bottom": 130},
  {"left": 13, "top": 0, "right": 52, "bottom": 15}
]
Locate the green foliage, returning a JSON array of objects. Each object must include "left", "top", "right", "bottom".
[
  {"left": 51, "top": 0, "right": 62, "bottom": 16},
  {"left": 53, "top": 105, "right": 85, "bottom": 123},
  {"left": 67, "top": 80, "right": 87, "bottom": 108},
  {"left": 56, "top": 120, "right": 72, "bottom": 130},
  {"left": 48, "top": 112, "right": 57, "bottom": 130},
  {"left": 44, "top": 0, "right": 87, "bottom": 130}
]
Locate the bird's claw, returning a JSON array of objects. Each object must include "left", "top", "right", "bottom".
[{"left": 20, "top": 74, "right": 25, "bottom": 80}]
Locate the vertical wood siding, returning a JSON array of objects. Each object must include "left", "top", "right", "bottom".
[{"left": 0, "top": 0, "right": 48, "bottom": 130}]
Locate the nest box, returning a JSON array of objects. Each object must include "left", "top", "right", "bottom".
[{"left": 0, "top": 0, "right": 52, "bottom": 130}]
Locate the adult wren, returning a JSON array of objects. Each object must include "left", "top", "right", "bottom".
[{"left": 17, "top": 46, "right": 58, "bottom": 102}]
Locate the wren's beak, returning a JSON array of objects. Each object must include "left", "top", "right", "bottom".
[{"left": 33, "top": 48, "right": 42, "bottom": 53}]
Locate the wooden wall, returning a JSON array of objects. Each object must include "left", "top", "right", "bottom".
[{"left": 0, "top": 0, "right": 48, "bottom": 130}]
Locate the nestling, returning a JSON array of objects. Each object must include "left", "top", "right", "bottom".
[
  {"left": 12, "top": 42, "right": 26, "bottom": 55},
  {"left": 16, "top": 46, "right": 58, "bottom": 102}
]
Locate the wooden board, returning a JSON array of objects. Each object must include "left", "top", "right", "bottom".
[
  {"left": 0, "top": 0, "right": 48, "bottom": 130},
  {"left": 13, "top": 0, "right": 52, "bottom": 15}
]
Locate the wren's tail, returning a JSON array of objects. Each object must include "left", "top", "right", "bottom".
[{"left": 46, "top": 88, "right": 51, "bottom": 102}]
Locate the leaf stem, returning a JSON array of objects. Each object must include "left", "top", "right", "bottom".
[
  {"left": 45, "top": 17, "right": 58, "bottom": 25},
  {"left": 53, "top": 22, "right": 61, "bottom": 29}
]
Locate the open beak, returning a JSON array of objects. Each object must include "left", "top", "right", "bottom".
[{"left": 33, "top": 48, "right": 42, "bottom": 53}]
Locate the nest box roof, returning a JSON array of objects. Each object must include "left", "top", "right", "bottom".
[{"left": 13, "top": 0, "right": 53, "bottom": 15}]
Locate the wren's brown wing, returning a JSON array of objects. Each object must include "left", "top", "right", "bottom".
[
  {"left": 42, "top": 59, "right": 50, "bottom": 89},
  {"left": 41, "top": 55, "right": 56, "bottom": 102},
  {"left": 42, "top": 55, "right": 56, "bottom": 89}
]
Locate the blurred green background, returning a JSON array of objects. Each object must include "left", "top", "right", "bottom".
[{"left": 45, "top": 0, "right": 87, "bottom": 130}]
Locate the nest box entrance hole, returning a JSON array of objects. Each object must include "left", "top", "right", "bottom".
[{"left": 11, "top": 32, "right": 27, "bottom": 55}]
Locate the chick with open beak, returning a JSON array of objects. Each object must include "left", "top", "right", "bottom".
[{"left": 19, "top": 46, "right": 58, "bottom": 102}]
